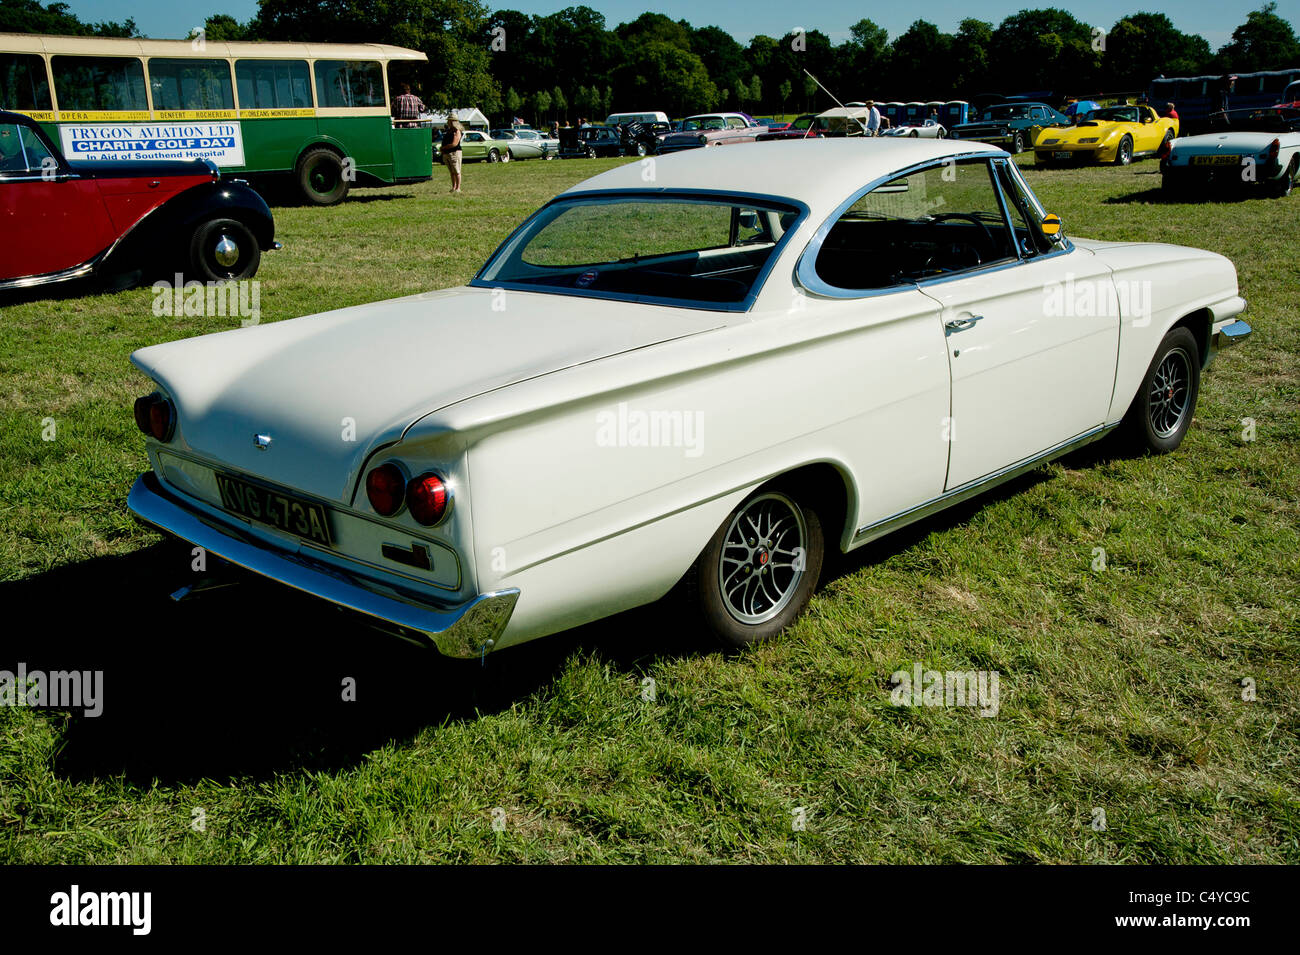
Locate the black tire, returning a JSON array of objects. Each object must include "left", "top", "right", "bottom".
[
  {"left": 1270, "top": 158, "right": 1297, "bottom": 197},
  {"left": 684, "top": 487, "right": 825, "bottom": 649},
  {"left": 296, "top": 147, "right": 349, "bottom": 205},
  {"left": 1115, "top": 326, "right": 1201, "bottom": 454},
  {"left": 585, "top": 146, "right": 596, "bottom": 159},
  {"left": 1114, "top": 135, "right": 1133, "bottom": 166},
  {"left": 187, "top": 218, "right": 260, "bottom": 282},
  {"left": 1010, "top": 130, "right": 1024, "bottom": 154},
  {"left": 487, "top": 149, "right": 502, "bottom": 163}
]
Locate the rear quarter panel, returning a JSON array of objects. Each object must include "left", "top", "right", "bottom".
[{"left": 425, "top": 292, "right": 952, "bottom": 648}]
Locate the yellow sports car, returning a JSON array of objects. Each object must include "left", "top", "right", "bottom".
[{"left": 1034, "top": 104, "right": 1178, "bottom": 166}]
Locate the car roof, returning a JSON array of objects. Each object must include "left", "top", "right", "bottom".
[{"left": 562, "top": 138, "right": 1002, "bottom": 221}]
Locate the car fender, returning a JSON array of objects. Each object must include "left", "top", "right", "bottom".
[{"left": 101, "top": 180, "right": 275, "bottom": 277}]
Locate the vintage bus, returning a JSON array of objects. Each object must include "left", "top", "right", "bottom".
[
  {"left": 0, "top": 33, "right": 433, "bottom": 204},
  {"left": 1149, "top": 68, "right": 1300, "bottom": 132}
]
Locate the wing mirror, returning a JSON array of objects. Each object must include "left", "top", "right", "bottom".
[
  {"left": 738, "top": 210, "right": 759, "bottom": 230},
  {"left": 1041, "top": 213, "right": 1063, "bottom": 243}
]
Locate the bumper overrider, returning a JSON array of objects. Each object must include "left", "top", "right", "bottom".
[{"left": 127, "top": 472, "right": 518, "bottom": 658}]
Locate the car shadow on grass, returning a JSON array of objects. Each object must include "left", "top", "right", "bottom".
[
  {"left": 1, "top": 442, "right": 1130, "bottom": 787},
  {"left": 0, "top": 541, "right": 684, "bottom": 786},
  {"left": 1106, "top": 186, "right": 1262, "bottom": 205}
]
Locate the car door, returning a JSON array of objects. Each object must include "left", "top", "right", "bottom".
[
  {"left": 461, "top": 132, "right": 486, "bottom": 161},
  {"left": 913, "top": 157, "right": 1120, "bottom": 489},
  {"left": 0, "top": 120, "right": 115, "bottom": 282}
]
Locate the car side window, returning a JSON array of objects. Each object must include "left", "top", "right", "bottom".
[
  {"left": 0, "top": 123, "right": 53, "bottom": 174},
  {"left": 812, "top": 158, "right": 1018, "bottom": 291},
  {"left": 728, "top": 117, "right": 745, "bottom": 129}
]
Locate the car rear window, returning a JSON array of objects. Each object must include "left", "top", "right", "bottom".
[{"left": 478, "top": 196, "right": 802, "bottom": 308}]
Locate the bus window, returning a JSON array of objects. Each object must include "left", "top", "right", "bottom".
[
  {"left": 314, "top": 60, "right": 384, "bottom": 108},
  {"left": 0, "top": 53, "right": 52, "bottom": 112},
  {"left": 51, "top": 55, "right": 147, "bottom": 112},
  {"left": 149, "top": 58, "right": 233, "bottom": 111},
  {"left": 235, "top": 59, "right": 312, "bottom": 109}
]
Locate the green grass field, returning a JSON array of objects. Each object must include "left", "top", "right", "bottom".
[{"left": 1, "top": 153, "right": 1296, "bottom": 863}]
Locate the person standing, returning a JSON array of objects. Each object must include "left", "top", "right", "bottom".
[
  {"left": 865, "top": 100, "right": 881, "bottom": 136},
  {"left": 440, "top": 116, "right": 463, "bottom": 194},
  {"left": 391, "top": 83, "right": 426, "bottom": 128},
  {"left": 1217, "top": 75, "right": 1236, "bottom": 116}
]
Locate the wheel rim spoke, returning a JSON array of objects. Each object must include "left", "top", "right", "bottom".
[{"left": 717, "top": 492, "right": 807, "bottom": 625}]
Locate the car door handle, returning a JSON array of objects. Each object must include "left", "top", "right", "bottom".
[{"left": 945, "top": 315, "right": 984, "bottom": 331}]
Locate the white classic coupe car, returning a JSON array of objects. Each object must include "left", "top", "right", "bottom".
[
  {"left": 127, "top": 139, "right": 1252, "bottom": 657},
  {"left": 1162, "top": 106, "right": 1300, "bottom": 197}
]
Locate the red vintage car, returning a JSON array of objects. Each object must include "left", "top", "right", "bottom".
[
  {"left": 1, "top": 111, "right": 278, "bottom": 292},
  {"left": 755, "top": 114, "right": 830, "bottom": 141}
]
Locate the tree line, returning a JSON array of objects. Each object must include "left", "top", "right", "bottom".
[{"left": 4, "top": 0, "right": 1299, "bottom": 122}]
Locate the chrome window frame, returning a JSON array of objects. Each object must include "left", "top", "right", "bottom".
[
  {"left": 470, "top": 188, "right": 810, "bottom": 314},
  {"left": 796, "top": 152, "right": 1074, "bottom": 300}
]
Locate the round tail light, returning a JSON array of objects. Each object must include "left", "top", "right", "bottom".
[
  {"left": 134, "top": 393, "right": 175, "bottom": 441},
  {"left": 407, "top": 472, "right": 449, "bottom": 526},
  {"left": 366, "top": 463, "right": 406, "bottom": 516}
]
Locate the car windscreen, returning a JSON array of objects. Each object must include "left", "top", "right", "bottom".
[
  {"left": 1085, "top": 107, "right": 1139, "bottom": 123},
  {"left": 983, "top": 105, "right": 1029, "bottom": 120},
  {"left": 477, "top": 196, "right": 802, "bottom": 308}
]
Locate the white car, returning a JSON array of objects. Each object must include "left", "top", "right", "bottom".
[
  {"left": 127, "top": 139, "right": 1252, "bottom": 657},
  {"left": 883, "top": 121, "right": 946, "bottom": 139},
  {"left": 1163, "top": 107, "right": 1300, "bottom": 197}
]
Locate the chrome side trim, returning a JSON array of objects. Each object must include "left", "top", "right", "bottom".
[
  {"left": 0, "top": 259, "right": 98, "bottom": 291},
  {"left": 128, "top": 472, "right": 517, "bottom": 658},
  {"left": 851, "top": 423, "right": 1117, "bottom": 546}
]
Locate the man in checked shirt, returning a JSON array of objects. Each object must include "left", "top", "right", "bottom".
[{"left": 392, "top": 83, "right": 427, "bottom": 128}]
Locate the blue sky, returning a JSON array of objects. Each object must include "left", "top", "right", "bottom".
[{"left": 59, "top": 0, "right": 1299, "bottom": 48}]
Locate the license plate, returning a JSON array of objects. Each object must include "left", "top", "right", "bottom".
[
  {"left": 215, "top": 473, "right": 332, "bottom": 545},
  {"left": 1053, "top": 151, "right": 1072, "bottom": 159},
  {"left": 1192, "top": 154, "right": 1240, "bottom": 166}
]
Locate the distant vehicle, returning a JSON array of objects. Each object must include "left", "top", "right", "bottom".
[
  {"left": 1278, "top": 80, "right": 1300, "bottom": 107},
  {"left": 1163, "top": 106, "right": 1300, "bottom": 197},
  {"left": 755, "top": 113, "right": 830, "bottom": 141},
  {"left": 1035, "top": 104, "right": 1178, "bottom": 166},
  {"left": 605, "top": 111, "right": 670, "bottom": 127},
  {"left": 490, "top": 128, "right": 551, "bottom": 160},
  {"left": 0, "top": 110, "right": 277, "bottom": 291},
  {"left": 948, "top": 101, "right": 1071, "bottom": 154},
  {"left": 0, "top": 32, "right": 434, "bottom": 206},
  {"left": 449, "top": 129, "right": 510, "bottom": 163},
  {"left": 657, "top": 113, "right": 765, "bottom": 153},
  {"left": 1150, "top": 69, "right": 1300, "bottom": 131}
]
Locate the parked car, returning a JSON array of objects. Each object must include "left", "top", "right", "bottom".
[
  {"left": 490, "top": 128, "right": 551, "bottom": 160},
  {"left": 446, "top": 129, "right": 510, "bottom": 163},
  {"left": 1162, "top": 106, "right": 1300, "bottom": 197},
  {"left": 606, "top": 111, "right": 670, "bottom": 127},
  {"left": 126, "top": 138, "right": 1251, "bottom": 658},
  {"left": 756, "top": 113, "right": 830, "bottom": 141},
  {"left": 1034, "top": 104, "right": 1179, "bottom": 166},
  {"left": 557, "top": 124, "right": 647, "bottom": 158},
  {"left": 0, "top": 110, "right": 277, "bottom": 292},
  {"left": 656, "top": 113, "right": 765, "bottom": 153},
  {"left": 949, "top": 101, "right": 1071, "bottom": 153}
]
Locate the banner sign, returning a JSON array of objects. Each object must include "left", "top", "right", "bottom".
[{"left": 58, "top": 122, "right": 245, "bottom": 166}]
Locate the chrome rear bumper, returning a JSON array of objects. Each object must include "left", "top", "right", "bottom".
[{"left": 127, "top": 472, "right": 517, "bottom": 658}]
